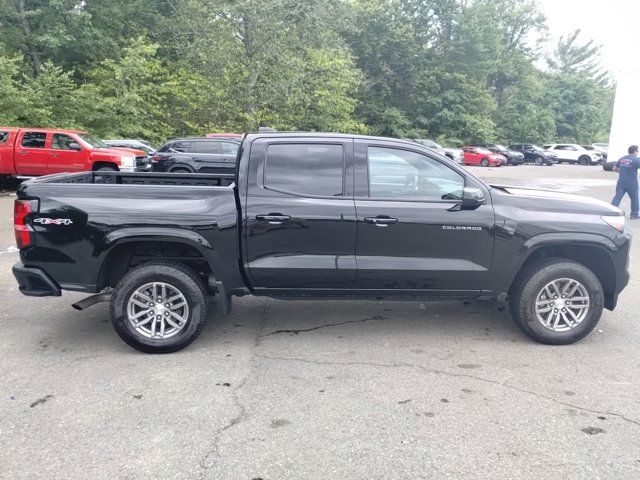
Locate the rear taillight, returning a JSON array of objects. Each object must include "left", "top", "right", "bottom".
[
  {"left": 151, "top": 154, "right": 162, "bottom": 162},
  {"left": 14, "top": 199, "right": 37, "bottom": 249}
]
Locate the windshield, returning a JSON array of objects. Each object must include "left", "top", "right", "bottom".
[
  {"left": 79, "top": 133, "right": 107, "bottom": 148},
  {"left": 494, "top": 144, "right": 508, "bottom": 151},
  {"left": 531, "top": 145, "right": 545, "bottom": 152}
]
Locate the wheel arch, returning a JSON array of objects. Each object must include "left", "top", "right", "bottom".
[
  {"left": 168, "top": 163, "right": 195, "bottom": 173},
  {"left": 509, "top": 239, "right": 617, "bottom": 309},
  {"left": 92, "top": 161, "right": 119, "bottom": 171},
  {"left": 96, "top": 230, "right": 220, "bottom": 291}
]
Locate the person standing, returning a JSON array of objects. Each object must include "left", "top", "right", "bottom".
[{"left": 612, "top": 145, "right": 640, "bottom": 219}]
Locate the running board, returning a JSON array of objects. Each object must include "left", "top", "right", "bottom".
[{"left": 72, "top": 291, "right": 112, "bottom": 310}]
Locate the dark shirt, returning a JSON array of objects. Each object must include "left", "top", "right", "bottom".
[{"left": 616, "top": 154, "right": 640, "bottom": 186}]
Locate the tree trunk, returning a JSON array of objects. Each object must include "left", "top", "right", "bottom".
[{"left": 16, "top": 0, "right": 41, "bottom": 76}]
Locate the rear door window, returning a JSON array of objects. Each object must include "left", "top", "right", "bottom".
[
  {"left": 21, "top": 131, "right": 46, "bottom": 149},
  {"left": 195, "top": 141, "right": 222, "bottom": 154},
  {"left": 264, "top": 143, "right": 344, "bottom": 197},
  {"left": 0, "top": 131, "right": 8, "bottom": 143}
]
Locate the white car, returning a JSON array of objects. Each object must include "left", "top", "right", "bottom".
[{"left": 543, "top": 144, "right": 603, "bottom": 165}]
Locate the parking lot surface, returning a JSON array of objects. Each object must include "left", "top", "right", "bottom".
[{"left": 1, "top": 165, "right": 639, "bottom": 480}]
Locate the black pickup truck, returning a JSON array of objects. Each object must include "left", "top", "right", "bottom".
[{"left": 12, "top": 133, "right": 631, "bottom": 353}]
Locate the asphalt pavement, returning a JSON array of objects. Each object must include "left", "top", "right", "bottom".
[{"left": 0, "top": 165, "right": 639, "bottom": 480}]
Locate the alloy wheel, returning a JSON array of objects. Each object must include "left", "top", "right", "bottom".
[{"left": 126, "top": 282, "right": 189, "bottom": 339}]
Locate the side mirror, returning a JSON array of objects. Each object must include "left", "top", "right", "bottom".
[
  {"left": 68, "top": 142, "right": 82, "bottom": 151},
  {"left": 461, "top": 186, "right": 485, "bottom": 209}
]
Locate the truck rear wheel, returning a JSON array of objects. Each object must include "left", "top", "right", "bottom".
[
  {"left": 509, "top": 259, "right": 604, "bottom": 345},
  {"left": 110, "top": 260, "right": 209, "bottom": 353}
]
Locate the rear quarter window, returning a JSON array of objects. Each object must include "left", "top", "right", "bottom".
[
  {"left": 221, "top": 142, "right": 239, "bottom": 155},
  {"left": 0, "top": 131, "right": 8, "bottom": 143}
]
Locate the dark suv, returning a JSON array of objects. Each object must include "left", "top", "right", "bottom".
[
  {"left": 477, "top": 144, "right": 524, "bottom": 165},
  {"left": 151, "top": 137, "right": 241, "bottom": 174},
  {"left": 509, "top": 144, "right": 557, "bottom": 166}
]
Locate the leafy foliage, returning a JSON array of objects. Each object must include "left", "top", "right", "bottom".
[{"left": 0, "top": 0, "right": 614, "bottom": 145}]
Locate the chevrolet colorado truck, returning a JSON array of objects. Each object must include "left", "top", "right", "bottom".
[{"left": 12, "top": 133, "right": 631, "bottom": 353}]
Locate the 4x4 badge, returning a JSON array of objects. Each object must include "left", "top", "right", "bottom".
[{"left": 34, "top": 218, "right": 73, "bottom": 226}]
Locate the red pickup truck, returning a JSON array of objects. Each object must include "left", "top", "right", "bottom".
[{"left": 0, "top": 127, "right": 147, "bottom": 177}]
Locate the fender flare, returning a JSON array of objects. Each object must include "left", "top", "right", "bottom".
[{"left": 96, "top": 227, "right": 225, "bottom": 290}]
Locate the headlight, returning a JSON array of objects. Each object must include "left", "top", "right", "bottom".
[
  {"left": 120, "top": 156, "right": 135, "bottom": 168},
  {"left": 601, "top": 215, "right": 625, "bottom": 232}
]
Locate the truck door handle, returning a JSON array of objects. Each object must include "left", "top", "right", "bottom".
[
  {"left": 50, "top": 154, "right": 59, "bottom": 157},
  {"left": 364, "top": 216, "right": 398, "bottom": 226},
  {"left": 19, "top": 152, "right": 28, "bottom": 155},
  {"left": 256, "top": 214, "right": 291, "bottom": 224}
]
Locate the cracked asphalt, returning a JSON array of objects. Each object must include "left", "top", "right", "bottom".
[{"left": 1, "top": 165, "right": 640, "bottom": 479}]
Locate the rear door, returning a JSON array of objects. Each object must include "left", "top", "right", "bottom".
[
  {"left": 193, "top": 140, "right": 239, "bottom": 173},
  {"left": 15, "top": 131, "right": 49, "bottom": 175},
  {"left": 243, "top": 137, "right": 357, "bottom": 290},
  {"left": 353, "top": 140, "right": 495, "bottom": 293},
  {"left": 462, "top": 147, "right": 479, "bottom": 165},
  {"left": 47, "top": 132, "right": 85, "bottom": 173}
]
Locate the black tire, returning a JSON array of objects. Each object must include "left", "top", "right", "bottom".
[
  {"left": 480, "top": 158, "right": 489, "bottom": 167},
  {"left": 96, "top": 166, "right": 117, "bottom": 172},
  {"left": 534, "top": 156, "right": 543, "bottom": 166},
  {"left": 110, "top": 260, "right": 209, "bottom": 353},
  {"left": 171, "top": 168, "right": 190, "bottom": 174},
  {"left": 578, "top": 156, "right": 591, "bottom": 165},
  {"left": 509, "top": 259, "right": 604, "bottom": 345}
]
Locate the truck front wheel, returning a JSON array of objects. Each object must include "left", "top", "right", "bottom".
[
  {"left": 110, "top": 260, "right": 209, "bottom": 353},
  {"left": 509, "top": 259, "right": 604, "bottom": 345}
]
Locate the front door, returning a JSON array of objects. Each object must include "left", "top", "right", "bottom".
[
  {"left": 353, "top": 141, "right": 495, "bottom": 294},
  {"left": 243, "top": 138, "right": 357, "bottom": 290},
  {"left": 47, "top": 133, "right": 84, "bottom": 173}
]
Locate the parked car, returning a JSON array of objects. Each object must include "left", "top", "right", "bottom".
[
  {"left": 581, "top": 145, "right": 606, "bottom": 158},
  {"left": 410, "top": 139, "right": 462, "bottom": 163},
  {"left": 509, "top": 144, "right": 556, "bottom": 166},
  {"left": 150, "top": 137, "right": 241, "bottom": 174},
  {"left": 206, "top": 133, "right": 244, "bottom": 140},
  {"left": 12, "top": 132, "right": 630, "bottom": 353},
  {"left": 103, "top": 139, "right": 157, "bottom": 155},
  {"left": 103, "top": 139, "right": 156, "bottom": 171},
  {"left": 461, "top": 146, "right": 505, "bottom": 167},
  {"left": 412, "top": 139, "right": 447, "bottom": 157},
  {"left": 444, "top": 147, "right": 464, "bottom": 163},
  {"left": 585, "top": 144, "right": 608, "bottom": 160},
  {"left": 543, "top": 144, "right": 602, "bottom": 165},
  {"left": 0, "top": 127, "right": 145, "bottom": 178},
  {"left": 477, "top": 143, "right": 524, "bottom": 165}
]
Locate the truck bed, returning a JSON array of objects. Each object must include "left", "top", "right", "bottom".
[{"left": 24, "top": 171, "right": 236, "bottom": 187}]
